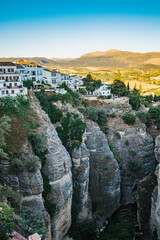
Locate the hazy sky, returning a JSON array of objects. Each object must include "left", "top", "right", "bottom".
[{"left": 1, "top": 0, "right": 160, "bottom": 58}]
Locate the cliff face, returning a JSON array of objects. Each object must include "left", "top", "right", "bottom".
[
  {"left": 107, "top": 118, "right": 155, "bottom": 204},
  {"left": 150, "top": 135, "right": 160, "bottom": 239},
  {"left": 85, "top": 120, "right": 121, "bottom": 221},
  {"left": 30, "top": 94, "right": 73, "bottom": 240}
]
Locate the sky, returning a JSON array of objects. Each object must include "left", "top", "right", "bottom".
[{"left": 1, "top": 0, "right": 160, "bottom": 58}]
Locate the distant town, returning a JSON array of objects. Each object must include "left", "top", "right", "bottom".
[{"left": 0, "top": 61, "right": 111, "bottom": 98}]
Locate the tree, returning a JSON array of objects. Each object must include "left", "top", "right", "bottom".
[
  {"left": 23, "top": 79, "right": 33, "bottom": 89},
  {"left": 86, "top": 107, "right": 98, "bottom": 122},
  {"left": 139, "top": 83, "right": 142, "bottom": 94},
  {"left": 122, "top": 113, "right": 136, "bottom": 125},
  {"left": 79, "top": 88, "right": 87, "bottom": 94},
  {"left": 127, "top": 82, "right": 130, "bottom": 91},
  {"left": 111, "top": 80, "right": 128, "bottom": 96},
  {"left": 0, "top": 115, "right": 11, "bottom": 159},
  {"left": 129, "top": 95, "right": 141, "bottom": 111},
  {"left": 0, "top": 203, "right": 15, "bottom": 240},
  {"left": 97, "top": 109, "right": 107, "bottom": 125},
  {"left": 20, "top": 207, "right": 47, "bottom": 238}
]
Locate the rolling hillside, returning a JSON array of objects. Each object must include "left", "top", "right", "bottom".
[{"left": 1, "top": 50, "right": 160, "bottom": 68}]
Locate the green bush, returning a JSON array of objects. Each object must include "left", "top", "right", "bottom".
[
  {"left": 128, "top": 160, "right": 140, "bottom": 172},
  {"left": 136, "top": 111, "right": 151, "bottom": 127},
  {"left": 148, "top": 107, "right": 160, "bottom": 119},
  {"left": 111, "top": 79, "right": 128, "bottom": 96},
  {"left": 78, "top": 106, "right": 86, "bottom": 113},
  {"left": 102, "top": 124, "right": 109, "bottom": 134},
  {"left": 122, "top": 113, "right": 136, "bottom": 125},
  {"left": 29, "top": 134, "right": 47, "bottom": 157},
  {"left": 129, "top": 95, "right": 140, "bottom": 111},
  {"left": 110, "top": 112, "right": 116, "bottom": 118},
  {"left": 10, "top": 158, "right": 24, "bottom": 174},
  {"left": 23, "top": 79, "right": 33, "bottom": 89},
  {"left": 86, "top": 107, "right": 98, "bottom": 122},
  {"left": 97, "top": 109, "right": 107, "bottom": 125},
  {"left": 25, "top": 156, "right": 39, "bottom": 173},
  {"left": 0, "top": 185, "right": 22, "bottom": 209},
  {"left": 0, "top": 203, "right": 15, "bottom": 240},
  {"left": 79, "top": 88, "right": 87, "bottom": 94}
]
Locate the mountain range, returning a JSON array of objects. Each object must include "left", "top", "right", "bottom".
[{"left": 1, "top": 49, "right": 160, "bottom": 68}]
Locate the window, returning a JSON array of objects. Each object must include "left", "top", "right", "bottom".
[
  {"left": 17, "top": 76, "right": 19, "bottom": 80},
  {"left": 20, "top": 90, "right": 23, "bottom": 93},
  {"left": 1, "top": 90, "right": 5, "bottom": 95},
  {"left": 14, "top": 83, "right": 17, "bottom": 86},
  {"left": 12, "top": 69, "right": 14, "bottom": 72},
  {"left": 6, "top": 90, "right": 8, "bottom": 94},
  {"left": 11, "top": 90, "right": 14, "bottom": 94},
  {"left": 2, "top": 77, "right": 4, "bottom": 80},
  {"left": 0, "top": 77, "right": 1, "bottom": 80},
  {"left": 4, "top": 83, "right": 6, "bottom": 87},
  {"left": 0, "top": 69, "right": 2, "bottom": 72},
  {"left": 8, "top": 69, "right": 10, "bottom": 72},
  {"left": 10, "top": 76, "right": 12, "bottom": 80}
]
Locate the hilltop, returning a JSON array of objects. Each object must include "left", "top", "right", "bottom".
[{"left": 1, "top": 50, "right": 160, "bottom": 68}]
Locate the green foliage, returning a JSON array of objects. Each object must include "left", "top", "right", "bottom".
[
  {"left": 25, "top": 156, "right": 39, "bottom": 173},
  {"left": 79, "top": 88, "right": 87, "bottom": 94},
  {"left": 57, "top": 113, "right": 86, "bottom": 151},
  {"left": 0, "top": 185, "right": 22, "bottom": 209},
  {"left": 29, "top": 134, "right": 48, "bottom": 157},
  {"left": 82, "top": 100, "right": 88, "bottom": 108},
  {"left": 9, "top": 158, "right": 24, "bottom": 174},
  {"left": 0, "top": 115, "right": 11, "bottom": 159},
  {"left": 102, "top": 124, "right": 109, "bottom": 134},
  {"left": 70, "top": 220, "right": 98, "bottom": 240},
  {"left": 86, "top": 107, "right": 98, "bottom": 122},
  {"left": 109, "top": 112, "right": 116, "bottom": 118},
  {"left": 148, "top": 107, "right": 160, "bottom": 119},
  {"left": 83, "top": 74, "right": 101, "bottom": 94},
  {"left": 99, "top": 221, "right": 134, "bottom": 240},
  {"left": 114, "top": 131, "right": 121, "bottom": 139},
  {"left": 23, "top": 79, "right": 33, "bottom": 89},
  {"left": 122, "top": 113, "right": 136, "bottom": 125},
  {"left": 0, "top": 203, "right": 15, "bottom": 240},
  {"left": 128, "top": 160, "right": 140, "bottom": 172},
  {"left": 129, "top": 95, "right": 141, "bottom": 111},
  {"left": 20, "top": 206, "right": 47, "bottom": 237},
  {"left": 59, "top": 82, "right": 79, "bottom": 106},
  {"left": 136, "top": 111, "right": 152, "bottom": 127},
  {"left": 111, "top": 79, "right": 128, "bottom": 96},
  {"left": 35, "top": 92, "right": 63, "bottom": 123},
  {"left": 97, "top": 109, "right": 107, "bottom": 125},
  {"left": 78, "top": 106, "right": 86, "bottom": 113}
]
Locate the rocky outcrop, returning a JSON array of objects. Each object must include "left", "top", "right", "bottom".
[
  {"left": 30, "top": 93, "right": 73, "bottom": 240},
  {"left": 85, "top": 120, "right": 121, "bottom": 222},
  {"left": 150, "top": 134, "right": 160, "bottom": 240},
  {"left": 71, "top": 140, "right": 91, "bottom": 223},
  {"left": 107, "top": 119, "right": 155, "bottom": 204},
  {"left": 136, "top": 174, "right": 157, "bottom": 240}
]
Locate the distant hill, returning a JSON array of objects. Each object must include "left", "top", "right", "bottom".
[{"left": 1, "top": 50, "right": 160, "bottom": 68}]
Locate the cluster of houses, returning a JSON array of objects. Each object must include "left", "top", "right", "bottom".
[
  {"left": 0, "top": 61, "right": 111, "bottom": 98},
  {"left": 8, "top": 231, "right": 41, "bottom": 240}
]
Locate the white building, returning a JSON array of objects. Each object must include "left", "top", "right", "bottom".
[
  {"left": 93, "top": 84, "right": 111, "bottom": 96},
  {"left": 0, "top": 62, "right": 28, "bottom": 98},
  {"left": 20, "top": 62, "right": 44, "bottom": 83},
  {"left": 43, "top": 69, "right": 61, "bottom": 86}
]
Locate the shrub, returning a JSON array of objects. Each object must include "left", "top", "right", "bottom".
[
  {"left": 129, "top": 95, "right": 141, "bottom": 111},
  {"left": 136, "top": 111, "right": 151, "bottom": 127},
  {"left": 0, "top": 203, "right": 15, "bottom": 240},
  {"left": 82, "top": 101, "right": 88, "bottom": 108},
  {"left": 97, "top": 109, "right": 107, "bottom": 125},
  {"left": 23, "top": 79, "right": 33, "bottom": 89},
  {"left": 25, "top": 156, "right": 39, "bottom": 173},
  {"left": 10, "top": 158, "right": 24, "bottom": 174},
  {"left": 122, "top": 113, "right": 136, "bottom": 125},
  {"left": 78, "top": 106, "right": 86, "bottom": 113},
  {"left": 114, "top": 131, "right": 121, "bottom": 139},
  {"left": 0, "top": 185, "right": 22, "bottom": 209},
  {"left": 29, "top": 134, "right": 47, "bottom": 157},
  {"left": 128, "top": 160, "right": 140, "bottom": 172},
  {"left": 86, "top": 107, "right": 98, "bottom": 122},
  {"left": 79, "top": 88, "right": 87, "bottom": 94},
  {"left": 110, "top": 112, "right": 116, "bottom": 118},
  {"left": 148, "top": 107, "right": 160, "bottom": 119},
  {"left": 102, "top": 124, "right": 109, "bottom": 134}
]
